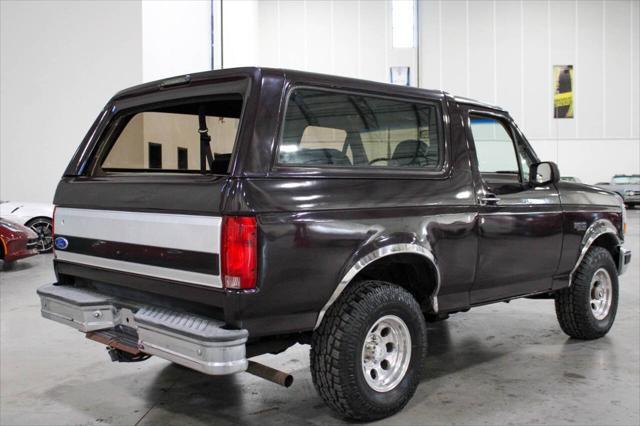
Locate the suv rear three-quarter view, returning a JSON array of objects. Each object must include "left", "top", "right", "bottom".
[{"left": 38, "top": 67, "right": 631, "bottom": 421}]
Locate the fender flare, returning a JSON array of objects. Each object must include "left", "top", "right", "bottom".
[
  {"left": 569, "top": 219, "right": 621, "bottom": 285},
  {"left": 313, "top": 243, "right": 441, "bottom": 329}
]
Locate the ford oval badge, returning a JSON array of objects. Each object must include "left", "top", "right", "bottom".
[{"left": 54, "top": 237, "right": 69, "bottom": 250}]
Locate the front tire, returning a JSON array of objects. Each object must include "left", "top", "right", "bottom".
[
  {"left": 555, "top": 247, "right": 619, "bottom": 340},
  {"left": 310, "top": 280, "right": 427, "bottom": 421}
]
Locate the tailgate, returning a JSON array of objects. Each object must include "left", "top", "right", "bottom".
[{"left": 54, "top": 207, "right": 222, "bottom": 288}]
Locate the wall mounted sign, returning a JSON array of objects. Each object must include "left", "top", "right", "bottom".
[
  {"left": 390, "top": 66, "right": 410, "bottom": 86},
  {"left": 553, "top": 65, "right": 574, "bottom": 118}
]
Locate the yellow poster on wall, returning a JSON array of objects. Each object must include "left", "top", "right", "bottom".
[{"left": 554, "top": 65, "right": 574, "bottom": 118}]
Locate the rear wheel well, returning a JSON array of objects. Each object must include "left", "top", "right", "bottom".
[{"left": 353, "top": 253, "right": 438, "bottom": 313}]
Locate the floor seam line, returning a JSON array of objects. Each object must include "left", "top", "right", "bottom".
[{"left": 134, "top": 379, "right": 177, "bottom": 426}]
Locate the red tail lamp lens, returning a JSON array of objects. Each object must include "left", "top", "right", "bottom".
[{"left": 221, "top": 216, "right": 257, "bottom": 290}]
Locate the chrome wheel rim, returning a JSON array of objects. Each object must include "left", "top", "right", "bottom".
[
  {"left": 361, "top": 315, "right": 411, "bottom": 393},
  {"left": 590, "top": 268, "right": 612, "bottom": 320},
  {"left": 29, "top": 219, "right": 53, "bottom": 252}
]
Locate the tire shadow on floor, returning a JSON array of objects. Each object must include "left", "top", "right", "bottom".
[{"left": 0, "top": 258, "right": 38, "bottom": 274}]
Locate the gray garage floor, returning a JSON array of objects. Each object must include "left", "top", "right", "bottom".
[{"left": 1, "top": 211, "right": 639, "bottom": 426}]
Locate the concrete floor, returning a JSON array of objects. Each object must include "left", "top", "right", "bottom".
[{"left": 1, "top": 212, "right": 639, "bottom": 426}]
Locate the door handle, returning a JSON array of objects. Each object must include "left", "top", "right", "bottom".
[{"left": 479, "top": 195, "right": 501, "bottom": 206}]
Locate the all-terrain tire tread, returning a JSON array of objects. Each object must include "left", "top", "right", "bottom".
[
  {"left": 310, "top": 280, "right": 426, "bottom": 421},
  {"left": 555, "top": 246, "right": 617, "bottom": 340}
]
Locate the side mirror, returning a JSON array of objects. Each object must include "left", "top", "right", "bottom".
[{"left": 529, "top": 161, "right": 560, "bottom": 186}]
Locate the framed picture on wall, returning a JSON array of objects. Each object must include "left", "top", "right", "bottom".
[
  {"left": 553, "top": 65, "right": 574, "bottom": 118},
  {"left": 390, "top": 66, "right": 410, "bottom": 86}
]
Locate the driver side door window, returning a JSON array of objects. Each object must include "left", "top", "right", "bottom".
[
  {"left": 470, "top": 116, "right": 520, "bottom": 175},
  {"left": 469, "top": 114, "right": 523, "bottom": 195}
]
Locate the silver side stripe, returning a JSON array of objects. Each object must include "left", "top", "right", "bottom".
[
  {"left": 56, "top": 208, "right": 221, "bottom": 253},
  {"left": 55, "top": 208, "right": 222, "bottom": 288}
]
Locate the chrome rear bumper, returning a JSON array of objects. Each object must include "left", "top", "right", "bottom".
[{"left": 37, "top": 284, "right": 248, "bottom": 375}]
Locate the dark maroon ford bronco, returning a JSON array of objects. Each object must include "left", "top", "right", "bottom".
[{"left": 38, "top": 68, "right": 632, "bottom": 420}]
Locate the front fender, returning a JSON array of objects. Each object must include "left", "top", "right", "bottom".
[{"left": 570, "top": 219, "right": 621, "bottom": 284}]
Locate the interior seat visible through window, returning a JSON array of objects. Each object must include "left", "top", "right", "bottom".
[
  {"left": 278, "top": 89, "right": 443, "bottom": 170},
  {"left": 389, "top": 139, "right": 429, "bottom": 167}
]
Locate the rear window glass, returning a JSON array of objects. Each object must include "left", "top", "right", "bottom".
[
  {"left": 278, "top": 89, "right": 442, "bottom": 170},
  {"left": 99, "top": 95, "right": 242, "bottom": 174}
]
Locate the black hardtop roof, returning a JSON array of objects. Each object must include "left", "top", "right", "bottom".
[{"left": 112, "top": 67, "right": 503, "bottom": 112}]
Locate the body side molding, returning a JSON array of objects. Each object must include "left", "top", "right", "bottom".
[{"left": 313, "top": 243, "right": 441, "bottom": 329}]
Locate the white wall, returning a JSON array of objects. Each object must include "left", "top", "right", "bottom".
[
  {"left": 1, "top": 0, "right": 214, "bottom": 204},
  {"left": 1, "top": 0, "right": 143, "bottom": 203},
  {"left": 222, "top": 0, "right": 394, "bottom": 83},
  {"left": 222, "top": 0, "right": 640, "bottom": 184},
  {"left": 142, "top": 0, "right": 212, "bottom": 82},
  {"left": 219, "top": 0, "right": 260, "bottom": 69},
  {"left": 421, "top": 0, "right": 640, "bottom": 184}
]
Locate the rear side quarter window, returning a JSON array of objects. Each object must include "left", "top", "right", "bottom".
[{"left": 277, "top": 89, "right": 443, "bottom": 171}]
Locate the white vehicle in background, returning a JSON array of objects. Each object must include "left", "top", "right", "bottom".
[{"left": 0, "top": 201, "right": 54, "bottom": 252}]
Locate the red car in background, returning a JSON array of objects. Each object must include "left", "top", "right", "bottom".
[{"left": 1, "top": 218, "right": 39, "bottom": 269}]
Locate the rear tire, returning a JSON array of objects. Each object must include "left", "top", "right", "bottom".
[
  {"left": 310, "top": 280, "right": 427, "bottom": 421},
  {"left": 555, "top": 247, "right": 618, "bottom": 340}
]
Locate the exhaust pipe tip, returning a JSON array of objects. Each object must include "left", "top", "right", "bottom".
[
  {"left": 282, "top": 374, "right": 294, "bottom": 388},
  {"left": 246, "top": 360, "right": 294, "bottom": 388}
]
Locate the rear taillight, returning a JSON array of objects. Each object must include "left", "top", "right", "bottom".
[{"left": 221, "top": 216, "right": 257, "bottom": 290}]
